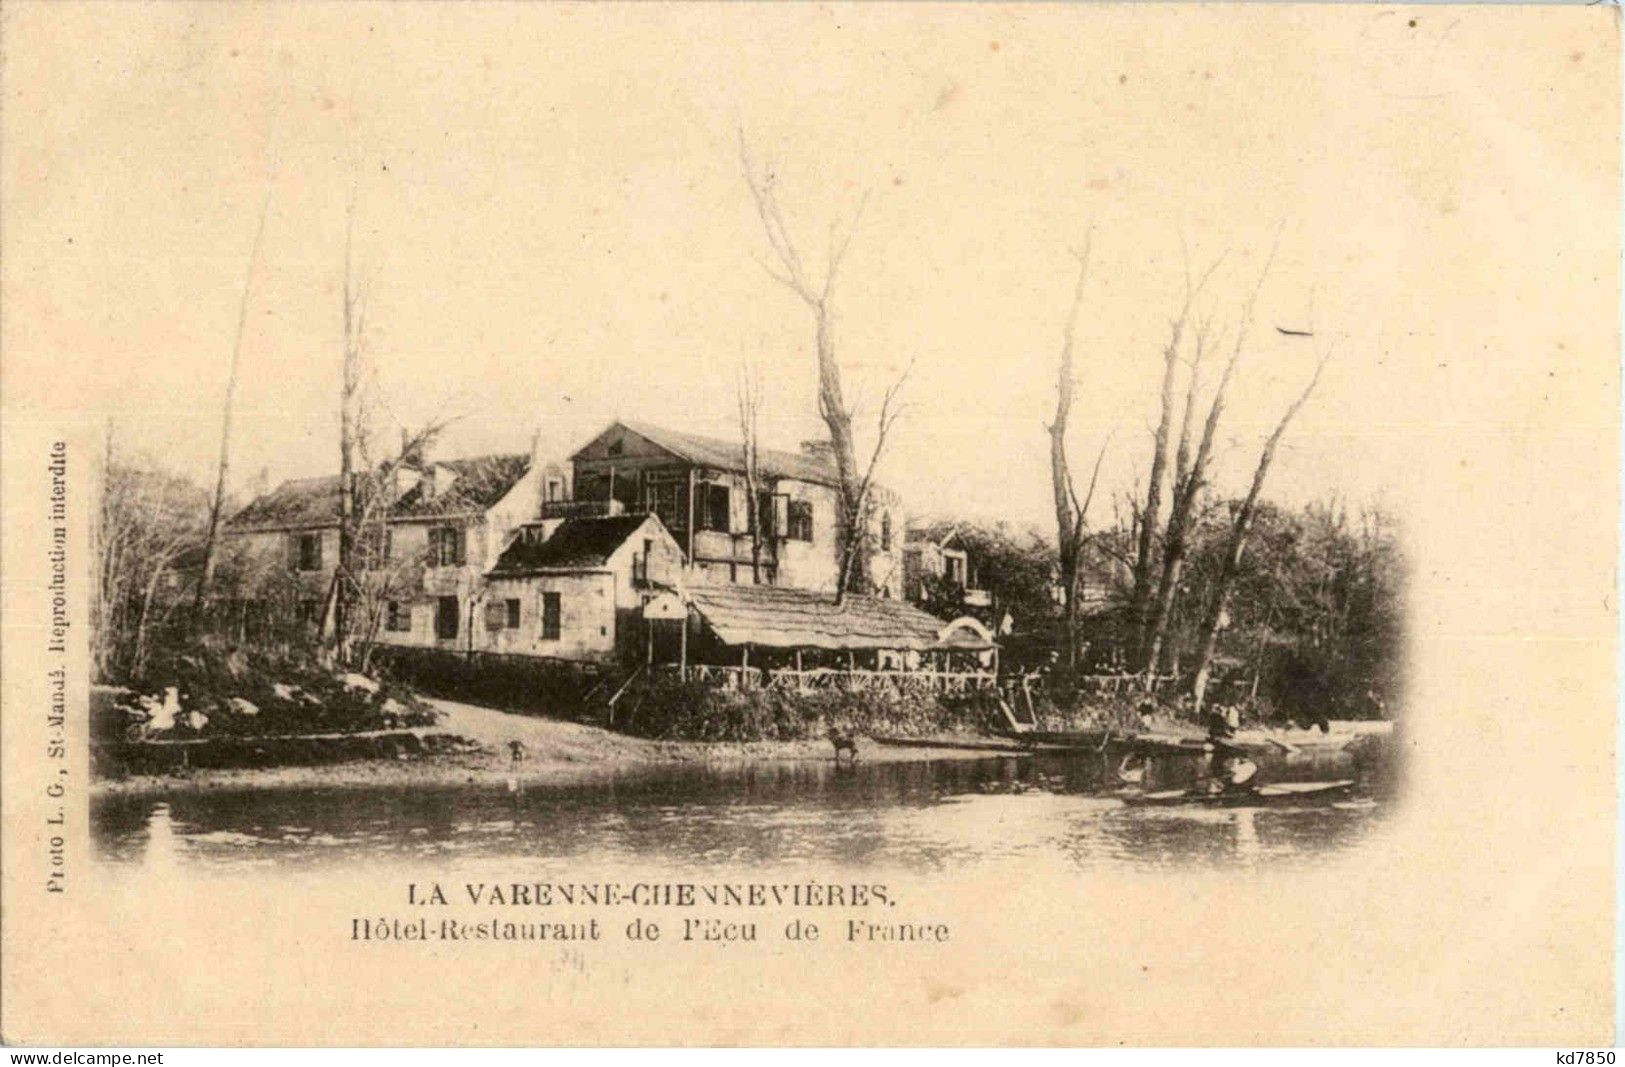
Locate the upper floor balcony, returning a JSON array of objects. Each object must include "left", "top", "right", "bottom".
[{"left": 539, "top": 498, "right": 626, "bottom": 521}]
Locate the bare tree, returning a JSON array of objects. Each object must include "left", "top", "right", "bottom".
[
  {"left": 833, "top": 360, "right": 914, "bottom": 605},
  {"left": 316, "top": 174, "right": 463, "bottom": 666},
  {"left": 1047, "top": 241, "right": 1111, "bottom": 669},
  {"left": 341, "top": 418, "right": 456, "bottom": 672},
  {"left": 1188, "top": 345, "right": 1334, "bottom": 710},
  {"left": 316, "top": 180, "right": 369, "bottom": 662},
  {"left": 1138, "top": 321, "right": 1214, "bottom": 676},
  {"left": 735, "top": 356, "right": 766, "bottom": 584},
  {"left": 740, "top": 130, "right": 891, "bottom": 598},
  {"left": 193, "top": 185, "right": 273, "bottom": 624},
  {"left": 96, "top": 448, "right": 209, "bottom": 680},
  {"left": 1138, "top": 244, "right": 1276, "bottom": 676},
  {"left": 1128, "top": 249, "right": 1223, "bottom": 662}
]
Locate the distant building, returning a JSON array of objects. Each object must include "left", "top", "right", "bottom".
[{"left": 902, "top": 525, "right": 991, "bottom": 609}]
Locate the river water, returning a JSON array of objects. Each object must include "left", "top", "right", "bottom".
[{"left": 92, "top": 742, "right": 1401, "bottom": 874}]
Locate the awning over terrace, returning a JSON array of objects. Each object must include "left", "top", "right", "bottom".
[{"left": 680, "top": 584, "right": 995, "bottom": 653}]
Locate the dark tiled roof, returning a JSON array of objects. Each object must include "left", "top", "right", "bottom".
[
  {"left": 488, "top": 515, "right": 650, "bottom": 574},
  {"left": 226, "top": 454, "right": 531, "bottom": 532},
  {"left": 389, "top": 454, "right": 531, "bottom": 519},
  {"left": 686, "top": 584, "right": 995, "bottom": 651},
  {"left": 595, "top": 419, "right": 842, "bottom": 488},
  {"left": 227, "top": 474, "right": 345, "bottom": 531}
]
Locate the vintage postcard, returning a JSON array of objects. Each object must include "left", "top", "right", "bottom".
[{"left": 0, "top": 1, "right": 1617, "bottom": 1048}]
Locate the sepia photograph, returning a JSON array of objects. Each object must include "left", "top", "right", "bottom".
[{"left": 1, "top": 0, "right": 1615, "bottom": 1048}]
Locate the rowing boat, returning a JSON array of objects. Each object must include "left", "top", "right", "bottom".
[{"left": 1121, "top": 779, "right": 1357, "bottom": 807}]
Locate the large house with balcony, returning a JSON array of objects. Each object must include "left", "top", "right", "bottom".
[{"left": 568, "top": 419, "right": 906, "bottom": 597}]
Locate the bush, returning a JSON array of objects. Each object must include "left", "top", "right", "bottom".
[
  {"left": 97, "top": 641, "right": 439, "bottom": 743},
  {"left": 617, "top": 679, "right": 1004, "bottom": 742},
  {"left": 372, "top": 647, "right": 604, "bottom": 718}
]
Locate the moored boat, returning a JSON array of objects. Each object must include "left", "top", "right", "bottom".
[{"left": 1121, "top": 779, "right": 1357, "bottom": 807}]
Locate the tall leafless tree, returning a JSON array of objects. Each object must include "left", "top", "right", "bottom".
[
  {"left": 1128, "top": 249, "right": 1223, "bottom": 663},
  {"left": 193, "top": 184, "right": 273, "bottom": 625},
  {"left": 1047, "top": 240, "right": 1111, "bottom": 669},
  {"left": 735, "top": 355, "right": 766, "bottom": 584},
  {"left": 834, "top": 360, "right": 914, "bottom": 605},
  {"left": 320, "top": 180, "right": 367, "bottom": 661},
  {"left": 1138, "top": 244, "right": 1275, "bottom": 677},
  {"left": 741, "top": 130, "right": 906, "bottom": 600},
  {"left": 1188, "top": 345, "right": 1334, "bottom": 710}
]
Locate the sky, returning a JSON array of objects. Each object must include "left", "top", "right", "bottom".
[{"left": 4, "top": 3, "right": 1616, "bottom": 534}]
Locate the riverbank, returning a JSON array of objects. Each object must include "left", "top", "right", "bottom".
[{"left": 91, "top": 697, "right": 1022, "bottom": 797}]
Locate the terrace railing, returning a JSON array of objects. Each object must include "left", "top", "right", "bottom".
[{"left": 655, "top": 664, "right": 997, "bottom": 694}]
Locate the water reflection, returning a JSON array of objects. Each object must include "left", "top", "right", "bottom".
[{"left": 93, "top": 746, "right": 1399, "bottom": 874}]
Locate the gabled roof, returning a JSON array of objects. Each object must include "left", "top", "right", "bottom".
[
  {"left": 574, "top": 419, "right": 842, "bottom": 488},
  {"left": 226, "top": 454, "right": 531, "bottom": 532},
  {"left": 905, "top": 520, "right": 963, "bottom": 550},
  {"left": 685, "top": 584, "right": 996, "bottom": 652},
  {"left": 488, "top": 514, "right": 657, "bottom": 574}
]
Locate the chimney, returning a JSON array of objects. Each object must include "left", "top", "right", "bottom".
[{"left": 530, "top": 428, "right": 546, "bottom": 471}]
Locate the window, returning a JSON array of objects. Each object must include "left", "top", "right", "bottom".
[
  {"left": 428, "top": 526, "right": 466, "bottom": 567},
  {"left": 881, "top": 512, "right": 893, "bottom": 552},
  {"left": 293, "top": 533, "right": 322, "bottom": 571},
  {"left": 700, "top": 483, "right": 731, "bottom": 532},
  {"left": 484, "top": 598, "right": 521, "bottom": 630},
  {"left": 435, "top": 596, "right": 459, "bottom": 640},
  {"left": 541, "top": 592, "right": 561, "bottom": 640},
  {"left": 386, "top": 601, "right": 411, "bottom": 632},
  {"left": 546, "top": 478, "right": 562, "bottom": 502},
  {"left": 648, "top": 478, "right": 686, "bottom": 537},
  {"left": 787, "top": 501, "right": 814, "bottom": 542},
  {"left": 945, "top": 555, "right": 966, "bottom": 587}
]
